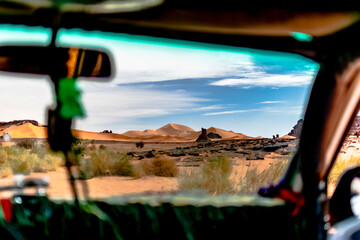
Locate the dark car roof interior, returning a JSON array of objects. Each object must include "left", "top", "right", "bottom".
[{"left": 0, "top": 0, "right": 359, "bottom": 60}]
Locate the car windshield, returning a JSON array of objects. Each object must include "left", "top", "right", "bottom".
[{"left": 0, "top": 25, "right": 318, "bottom": 199}]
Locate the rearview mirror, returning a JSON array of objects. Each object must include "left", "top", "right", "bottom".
[{"left": 0, "top": 46, "right": 113, "bottom": 79}]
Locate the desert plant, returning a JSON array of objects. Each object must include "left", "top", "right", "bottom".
[
  {"left": 178, "top": 155, "right": 234, "bottom": 194},
  {"left": 30, "top": 145, "right": 50, "bottom": 159},
  {"left": 31, "top": 154, "right": 63, "bottom": 173},
  {"left": 16, "top": 139, "right": 36, "bottom": 149},
  {"left": 71, "top": 137, "right": 96, "bottom": 153},
  {"left": 99, "top": 145, "right": 107, "bottom": 150},
  {"left": 8, "top": 151, "right": 37, "bottom": 174},
  {"left": 0, "top": 146, "right": 62, "bottom": 175},
  {"left": 0, "top": 165, "right": 12, "bottom": 178},
  {"left": 0, "top": 148, "right": 8, "bottom": 164},
  {"left": 138, "top": 155, "right": 178, "bottom": 177},
  {"left": 136, "top": 141, "right": 144, "bottom": 149},
  {"left": 238, "top": 160, "right": 288, "bottom": 193},
  {"left": 80, "top": 149, "right": 134, "bottom": 179},
  {"left": 179, "top": 155, "right": 289, "bottom": 195},
  {"left": 0, "top": 148, "right": 11, "bottom": 177},
  {"left": 205, "top": 155, "right": 232, "bottom": 175},
  {"left": 328, "top": 154, "right": 360, "bottom": 190}
]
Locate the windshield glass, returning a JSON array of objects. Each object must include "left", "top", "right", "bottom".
[{"left": 0, "top": 25, "right": 318, "bottom": 199}]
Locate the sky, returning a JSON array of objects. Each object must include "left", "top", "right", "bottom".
[{"left": 0, "top": 25, "right": 319, "bottom": 138}]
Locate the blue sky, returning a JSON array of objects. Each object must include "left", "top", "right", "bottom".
[{"left": 0, "top": 25, "right": 318, "bottom": 138}]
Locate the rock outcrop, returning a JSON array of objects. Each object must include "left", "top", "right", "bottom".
[
  {"left": 207, "top": 132, "right": 222, "bottom": 139},
  {"left": 196, "top": 128, "right": 210, "bottom": 142},
  {"left": 101, "top": 130, "right": 113, "bottom": 133},
  {"left": 0, "top": 120, "right": 39, "bottom": 128},
  {"left": 288, "top": 119, "right": 303, "bottom": 138}
]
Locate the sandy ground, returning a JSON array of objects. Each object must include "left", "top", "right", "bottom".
[
  {"left": 0, "top": 168, "right": 179, "bottom": 200},
  {"left": 0, "top": 153, "right": 287, "bottom": 200}
]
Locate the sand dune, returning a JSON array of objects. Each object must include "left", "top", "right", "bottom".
[
  {"left": 123, "top": 123, "right": 198, "bottom": 141},
  {"left": 207, "top": 127, "right": 250, "bottom": 139},
  {"left": 72, "top": 130, "right": 131, "bottom": 141},
  {"left": 0, "top": 123, "right": 132, "bottom": 141},
  {"left": 0, "top": 121, "right": 253, "bottom": 142},
  {"left": 123, "top": 129, "right": 159, "bottom": 138},
  {"left": 156, "top": 123, "right": 196, "bottom": 136},
  {"left": 2, "top": 123, "right": 47, "bottom": 138}
]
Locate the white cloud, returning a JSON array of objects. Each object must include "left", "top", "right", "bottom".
[
  {"left": 203, "top": 105, "right": 304, "bottom": 117},
  {"left": 210, "top": 73, "right": 314, "bottom": 87},
  {"left": 111, "top": 49, "right": 254, "bottom": 84},
  {"left": 193, "top": 105, "right": 224, "bottom": 111},
  {"left": 263, "top": 106, "right": 304, "bottom": 115},
  {"left": 203, "top": 109, "right": 260, "bottom": 116},
  {"left": 76, "top": 82, "right": 206, "bottom": 131},
  {"left": 258, "top": 101, "right": 286, "bottom": 104}
]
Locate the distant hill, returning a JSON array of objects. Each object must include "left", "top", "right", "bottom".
[
  {"left": 123, "top": 124, "right": 251, "bottom": 141},
  {"left": 0, "top": 120, "right": 252, "bottom": 142}
]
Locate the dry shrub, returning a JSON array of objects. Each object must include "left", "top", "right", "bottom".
[
  {"left": 135, "top": 141, "right": 144, "bottom": 149},
  {"left": 16, "top": 139, "right": 36, "bottom": 149},
  {"left": 0, "top": 148, "right": 8, "bottom": 164},
  {"left": 0, "top": 165, "right": 12, "bottom": 178},
  {"left": 179, "top": 155, "right": 289, "bottom": 195},
  {"left": 8, "top": 151, "right": 35, "bottom": 174},
  {"left": 99, "top": 145, "right": 107, "bottom": 150},
  {"left": 238, "top": 160, "right": 288, "bottom": 194},
  {"left": 205, "top": 155, "right": 232, "bottom": 176},
  {"left": 32, "top": 154, "right": 62, "bottom": 173},
  {"left": 137, "top": 156, "right": 178, "bottom": 177},
  {"left": 178, "top": 155, "right": 234, "bottom": 194},
  {"left": 81, "top": 149, "right": 134, "bottom": 179},
  {"left": 328, "top": 154, "right": 360, "bottom": 189},
  {"left": 0, "top": 146, "right": 62, "bottom": 176},
  {"left": 0, "top": 148, "right": 11, "bottom": 178}
]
